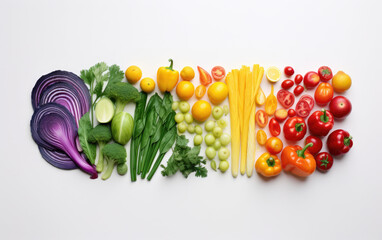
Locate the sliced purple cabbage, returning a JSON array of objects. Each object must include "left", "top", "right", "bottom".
[
  {"left": 31, "top": 70, "right": 90, "bottom": 111},
  {"left": 31, "top": 103, "right": 97, "bottom": 179},
  {"left": 38, "top": 146, "right": 77, "bottom": 170}
]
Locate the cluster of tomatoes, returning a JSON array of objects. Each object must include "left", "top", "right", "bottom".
[{"left": 256, "top": 65, "right": 353, "bottom": 175}]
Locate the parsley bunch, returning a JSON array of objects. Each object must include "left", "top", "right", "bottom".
[{"left": 161, "top": 135, "right": 208, "bottom": 178}]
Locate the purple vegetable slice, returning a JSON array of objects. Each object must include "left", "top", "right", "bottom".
[
  {"left": 31, "top": 103, "right": 97, "bottom": 179},
  {"left": 31, "top": 70, "right": 90, "bottom": 111},
  {"left": 38, "top": 146, "right": 77, "bottom": 170}
]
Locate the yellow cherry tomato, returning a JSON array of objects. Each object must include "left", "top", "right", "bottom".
[
  {"left": 256, "top": 87, "right": 266, "bottom": 106},
  {"left": 176, "top": 81, "right": 195, "bottom": 101},
  {"left": 207, "top": 82, "right": 228, "bottom": 105},
  {"left": 125, "top": 65, "right": 142, "bottom": 84},
  {"left": 180, "top": 66, "right": 195, "bottom": 81},
  {"left": 140, "top": 77, "right": 155, "bottom": 93},
  {"left": 256, "top": 130, "right": 267, "bottom": 146},
  {"left": 192, "top": 100, "right": 211, "bottom": 122},
  {"left": 332, "top": 71, "right": 352, "bottom": 93},
  {"left": 195, "top": 85, "right": 206, "bottom": 99}
]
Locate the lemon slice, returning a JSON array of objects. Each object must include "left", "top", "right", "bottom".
[
  {"left": 95, "top": 97, "right": 115, "bottom": 123},
  {"left": 266, "top": 66, "right": 281, "bottom": 83}
]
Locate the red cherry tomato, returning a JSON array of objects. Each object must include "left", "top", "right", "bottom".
[
  {"left": 293, "top": 85, "right": 304, "bottom": 96},
  {"left": 315, "top": 152, "right": 333, "bottom": 172},
  {"left": 314, "top": 82, "right": 334, "bottom": 106},
  {"left": 294, "top": 74, "right": 303, "bottom": 84},
  {"left": 277, "top": 90, "right": 295, "bottom": 108},
  {"left": 318, "top": 66, "right": 333, "bottom": 82},
  {"left": 288, "top": 109, "right": 296, "bottom": 117},
  {"left": 284, "top": 66, "right": 294, "bottom": 76},
  {"left": 295, "top": 100, "right": 311, "bottom": 118},
  {"left": 211, "top": 66, "right": 226, "bottom": 81},
  {"left": 274, "top": 109, "right": 288, "bottom": 122},
  {"left": 255, "top": 110, "right": 268, "bottom": 128},
  {"left": 269, "top": 118, "right": 281, "bottom": 137},
  {"left": 281, "top": 80, "right": 294, "bottom": 90},
  {"left": 303, "top": 71, "right": 320, "bottom": 89},
  {"left": 305, "top": 136, "right": 323, "bottom": 156},
  {"left": 329, "top": 96, "right": 352, "bottom": 119},
  {"left": 299, "top": 95, "right": 315, "bottom": 110}
]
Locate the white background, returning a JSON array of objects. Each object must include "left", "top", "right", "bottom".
[{"left": 1, "top": 0, "right": 381, "bottom": 239}]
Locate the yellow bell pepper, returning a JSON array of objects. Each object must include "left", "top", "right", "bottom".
[
  {"left": 255, "top": 152, "right": 282, "bottom": 177},
  {"left": 157, "top": 59, "right": 179, "bottom": 92}
]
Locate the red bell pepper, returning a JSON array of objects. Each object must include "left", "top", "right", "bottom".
[
  {"left": 283, "top": 116, "right": 307, "bottom": 141},
  {"left": 307, "top": 109, "right": 334, "bottom": 136},
  {"left": 327, "top": 129, "right": 353, "bottom": 156}
]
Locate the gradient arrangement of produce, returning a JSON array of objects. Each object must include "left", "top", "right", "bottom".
[{"left": 30, "top": 60, "right": 353, "bottom": 180}]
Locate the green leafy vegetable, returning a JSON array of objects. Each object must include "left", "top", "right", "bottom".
[
  {"left": 78, "top": 112, "right": 97, "bottom": 164},
  {"left": 161, "top": 135, "right": 208, "bottom": 178}
]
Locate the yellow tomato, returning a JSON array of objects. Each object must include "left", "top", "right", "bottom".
[
  {"left": 207, "top": 82, "right": 228, "bottom": 105},
  {"left": 140, "top": 77, "right": 155, "bottom": 93},
  {"left": 332, "top": 71, "right": 351, "bottom": 93},
  {"left": 180, "top": 66, "right": 195, "bottom": 81},
  {"left": 125, "top": 65, "right": 142, "bottom": 84},
  {"left": 176, "top": 81, "right": 194, "bottom": 101},
  {"left": 256, "top": 130, "right": 267, "bottom": 146},
  {"left": 195, "top": 85, "right": 206, "bottom": 99},
  {"left": 192, "top": 100, "right": 211, "bottom": 122}
]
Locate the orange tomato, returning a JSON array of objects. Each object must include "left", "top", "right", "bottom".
[
  {"left": 195, "top": 85, "right": 206, "bottom": 99},
  {"left": 176, "top": 81, "right": 194, "bottom": 101},
  {"left": 314, "top": 82, "right": 333, "bottom": 106},
  {"left": 191, "top": 100, "right": 212, "bottom": 122},
  {"left": 265, "top": 137, "right": 283, "bottom": 154},
  {"left": 207, "top": 82, "right": 228, "bottom": 105}
]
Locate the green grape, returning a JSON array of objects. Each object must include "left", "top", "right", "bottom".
[
  {"left": 204, "top": 120, "right": 215, "bottom": 132},
  {"left": 194, "top": 135, "right": 203, "bottom": 146},
  {"left": 213, "top": 139, "right": 222, "bottom": 150},
  {"left": 172, "top": 101, "right": 179, "bottom": 111},
  {"left": 204, "top": 133, "right": 216, "bottom": 146},
  {"left": 211, "top": 160, "right": 217, "bottom": 171},
  {"left": 187, "top": 124, "right": 195, "bottom": 134},
  {"left": 179, "top": 101, "right": 190, "bottom": 113},
  {"left": 218, "top": 147, "right": 230, "bottom": 161},
  {"left": 205, "top": 147, "right": 216, "bottom": 160},
  {"left": 220, "top": 133, "right": 231, "bottom": 146},
  {"left": 175, "top": 113, "right": 184, "bottom": 123},
  {"left": 195, "top": 125, "right": 203, "bottom": 135},
  {"left": 219, "top": 160, "right": 229, "bottom": 173},
  {"left": 184, "top": 113, "right": 193, "bottom": 124},
  {"left": 212, "top": 106, "right": 224, "bottom": 120},
  {"left": 177, "top": 122, "right": 187, "bottom": 133},
  {"left": 217, "top": 118, "right": 228, "bottom": 129},
  {"left": 212, "top": 126, "right": 223, "bottom": 138}
]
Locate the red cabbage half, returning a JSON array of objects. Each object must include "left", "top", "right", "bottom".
[
  {"left": 38, "top": 146, "right": 77, "bottom": 170},
  {"left": 31, "top": 103, "right": 97, "bottom": 179},
  {"left": 31, "top": 70, "right": 90, "bottom": 111}
]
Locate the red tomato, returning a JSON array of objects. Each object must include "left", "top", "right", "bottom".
[
  {"left": 197, "top": 66, "right": 212, "bottom": 86},
  {"left": 293, "top": 85, "right": 304, "bottom": 96},
  {"left": 315, "top": 152, "right": 333, "bottom": 172},
  {"left": 329, "top": 96, "right": 352, "bottom": 119},
  {"left": 294, "top": 74, "right": 303, "bottom": 84},
  {"left": 305, "top": 136, "right": 322, "bottom": 156},
  {"left": 318, "top": 66, "right": 333, "bottom": 82},
  {"left": 269, "top": 118, "right": 281, "bottom": 137},
  {"left": 274, "top": 109, "right": 288, "bottom": 122},
  {"left": 277, "top": 90, "right": 295, "bottom": 108},
  {"left": 295, "top": 100, "right": 311, "bottom": 118},
  {"left": 288, "top": 109, "right": 296, "bottom": 117},
  {"left": 281, "top": 80, "right": 294, "bottom": 90},
  {"left": 255, "top": 110, "right": 268, "bottom": 128},
  {"left": 314, "top": 82, "right": 334, "bottom": 106},
  {"left": 303, "top": 71, "right": 320, "bottom": 89},
  {"left": 299, "top": 95, "right": 315, "bottom": 110},
  {"left": 284, "top": 66, "right": 294, "bottom": 76},
  {"left": 211, "top": 66, "right": 226, "bottom": 81}
]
